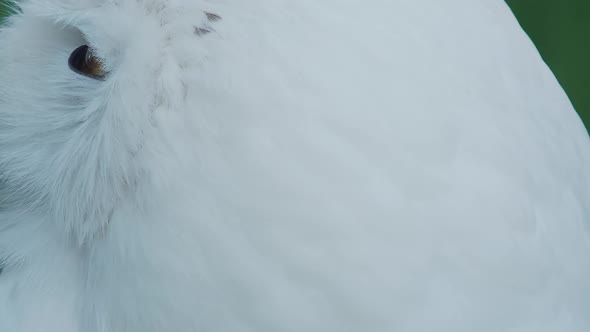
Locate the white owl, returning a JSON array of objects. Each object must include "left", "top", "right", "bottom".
[{"left": 0, "top": 0, "right": 588, "bottom": 331}]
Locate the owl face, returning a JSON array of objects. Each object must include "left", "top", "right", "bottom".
[{"left": 0, "top": 0, "right": 223, "bottom": 242}]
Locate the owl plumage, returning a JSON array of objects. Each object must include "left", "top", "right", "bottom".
[{"left": 0, "top": 1, "right": 589, "bottom": 331}]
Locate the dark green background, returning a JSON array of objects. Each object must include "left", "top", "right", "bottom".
[
  {"left": 0, "top": 1, "right": 588, "bottom": 129},
  {"left": 0, "top": 1, "right": 10, "bottom": 21},
  {"left": 508, "top": 0, "right": 590, "bottom": 130},
  {"left": 0, "top": 5, "right": 8, "bottom": 20}
]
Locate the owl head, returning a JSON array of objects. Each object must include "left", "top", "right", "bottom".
[{"left": 0, "top": 0, "right": 226, "bottom": 243}]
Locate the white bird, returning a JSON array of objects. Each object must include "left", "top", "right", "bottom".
[{"left": 0, "top": 0, "right": 589, "bottom": 331}]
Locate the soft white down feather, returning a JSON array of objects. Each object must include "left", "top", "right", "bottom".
[{"left": 0, "top": 0, "right": 589, "bottom": 331}]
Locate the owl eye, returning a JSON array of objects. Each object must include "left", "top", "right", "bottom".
[{"left": 68, "top": 45, "right": 106, "bottom": 80}]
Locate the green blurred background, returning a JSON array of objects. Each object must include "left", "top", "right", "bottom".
[
  {"left": 0, "top": 4, "right": 8, "bottom": 20},
  {"left": 508, "top": 0, "right": 590, "bottom": 131},
  {"left": 0, "top": 0, "right": 9, "bottom": 17},
  {"left": 0, "top": 1, "right": 588, "bottom": 129}
]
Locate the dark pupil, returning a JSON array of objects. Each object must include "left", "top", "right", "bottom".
[{"left": 69, "top": 45, "right": 101, "bottom": 79}]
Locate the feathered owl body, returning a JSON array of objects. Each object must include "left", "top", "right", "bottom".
[{"left": 0, "top": 0, "right": 589, "bottom": 331}]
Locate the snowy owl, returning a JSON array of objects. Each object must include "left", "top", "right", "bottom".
[{"left": 0, "top": 0, "right": 589, "bottom": 331}]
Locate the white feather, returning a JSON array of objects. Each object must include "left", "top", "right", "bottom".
[{"left": 0, "top": 0, "right": 589, "bottom": 331}]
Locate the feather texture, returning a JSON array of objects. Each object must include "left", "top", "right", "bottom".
[{"left": 0, "top": 0, "right": 589, "bottom": 331}]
